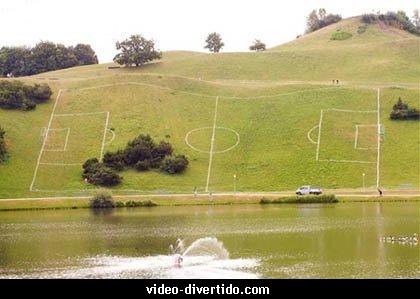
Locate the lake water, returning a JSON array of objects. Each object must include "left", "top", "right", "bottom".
[{"left": 0, "top": 202, "right": 418, "bottom": 278}]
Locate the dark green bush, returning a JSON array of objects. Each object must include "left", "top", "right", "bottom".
[
  {"left": 160, "top": 155, "right": 189, "bottom": 174},
  {"left": 260, "top": 194, "right": 338, "bottom": 204},
  {"left": 90, "top": 192, "right": 115, "bottom": 209},
  {"left": 135, "top": 160, "right": 151, "bottom": 171},
  {"left": 0, "top": 80, "right": 52, "bottom": 110},
  {"left": 103, "top": 150, "right": 125, "bottom": 171},
  {"left": 361, "top": 11, "right": 419, "bottom": 35},
  {"left": 82, "top": 158, "right": 122, "bottom": 186},
  {"left": 390, "top": 98, "right": 419, "bottom": 120}
]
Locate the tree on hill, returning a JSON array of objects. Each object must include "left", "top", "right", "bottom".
[
  {"left": 362, "top": 11, "right": 419, "bottom": 35},
  {"left": 204, "top": 32, "right": 224, "bottom": 53},
  {"left": 0, "top": 42, "right": 99, "bottom": 77},
  {"left": 249, "top": 39, "right": 266, "bottom": 51},
  {"left": 413, "top": 10, "right": 420, "bottom": 31},
  {"left": 113, "top": 35, "right": 162, "bottom": 67},
  {"left": 306, "top": 9, "right": 342, "bottom": 33},
  {"left": 73, "top": 44, "right": 98, "bottom": 65}
]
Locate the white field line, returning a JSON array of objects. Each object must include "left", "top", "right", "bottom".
[
  {"left": 354, "top": 124, "right": 378, "bottom": 150},
  {"left": 318, "top": 159, "right": 376, "bottom": 164},
  {"left": 354, "top": 125, "right": 359, "bottom": 149},
  {"left": 100, "top": 112, "right": 110, "bottom": 161},
  {"left": 74, "top": 81, "right": 339, "bottom": 100},
  {"left": 376, "top": 88, "right": 381, "bottom": 188},
  {"left": 63, "top": 128, "right": 70, "bottom": 151},
  {"left": 54, "top": 111, "right": 107, "bottom": 117},
  {"left": 43, "top": 128, "right": 70, "bottom": 152},
  {"left": 324, "top": 108, "right": 377, "bottom": 113},
  {"left": 315, "top": 110, "right": 323, "bottom": 161},
  {"left": 205, "top": 96, "right": 219, "bottom": 192},
  {"left": 307, "top": 125, "right": 319, "bottom": 145},
  {"left": 30, "top": 90, "right": 63, "bottom": 191}
]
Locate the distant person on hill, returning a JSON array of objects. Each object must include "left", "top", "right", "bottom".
[{"left": 377, "top": 188, "right": 383, "bottom": 197}]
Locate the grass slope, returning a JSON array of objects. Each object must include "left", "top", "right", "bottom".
[{"left": 0, "top": 17, "right": 419, "bottom": 198}]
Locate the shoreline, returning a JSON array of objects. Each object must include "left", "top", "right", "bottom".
[{"left": 0, "top": 194, "right": 418, "bottom": 212}]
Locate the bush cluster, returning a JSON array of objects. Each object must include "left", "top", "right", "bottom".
[
  {"left": 83, "top": 134, "right": 189, "bottom": 187},
  {"left": 116, "top": 200, "right": 157, "bottom": 208},
  {"left": 0, "top": 42, "right": 98, "bottom": 77},
  {"left": 0, "top": 127, "right": 7, "bottom": 163},
  {"left": 103, "top": 134, "right": 188, "bottom": 174},
  {"left": 82, "top": 158, "right": 122, "bottom": 187},
  {"left": 90, "top": 192, "right": 116, "bottom": 209},
  {"left": 390, "top": 98, "right": 419, "bottom": 120},
  {"left": 361, "top": 11, "right": 419, "bottom": 35},
  {"left": 0, "top": 80, "right": 52, "bottom": 110},
  {"left": 260, "top": 194, "right": 338, "bottom": 204}
]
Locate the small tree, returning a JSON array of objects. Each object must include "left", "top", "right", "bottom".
[
  {"left": 204, "top": 32, "right": 224, "bottom": 53},
  {"left": 114, "top": 35, "right": 162, "bottom": 67},
  {"left": 160, "top": 155, "right": 189, "bottom": 174},
  {"left": 249, "top": 39, "right": 266, "bottom": 51},
  {"left": 90, "top": 192, "right": 115, "bottom": 209}
]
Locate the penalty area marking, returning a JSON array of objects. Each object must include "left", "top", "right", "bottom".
[
  {"left": 185, "top": 126, "right": 240, "bottom": 154},
  {"left": 315, "top": 107, "right": 378, "bottom": 164},
  {"left": 43, "top": 128, "right": 71, "bottom": 152},
  {"left": 354, "top": 124, "right": 378, "bottom": 150}
]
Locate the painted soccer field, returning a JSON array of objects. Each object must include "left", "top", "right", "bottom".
[{"left": 20, "top": 76, "right": 418, "bottom": 197}]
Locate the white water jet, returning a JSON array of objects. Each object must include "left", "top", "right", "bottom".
[{"left": 181, "top": 237, "right": 229, "bottom": 259}]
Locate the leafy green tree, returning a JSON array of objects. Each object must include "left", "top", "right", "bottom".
[
  {"left": 73, "top": 44, "right": 99, "bottom": 65},
  {"left": 204, "top": 32, "right": 224, "bottom": 53},
  {"left": 113, "top": 35, "right": 162, "bottom": 67},
  {"left": 249, "top": 39, "right": 266, "bottom": 51},
  {"left": 0, "top": 47, "right": 32, "bottom": 76},
  {"left": 306, "top": 9, "right": 342, "bottom": 33},
  {"left": 160, "top": 155, "right": 189, "bottom": 174}
]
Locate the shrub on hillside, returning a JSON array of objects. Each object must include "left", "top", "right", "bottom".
[
  {"left": 84, "top": 134, "right": 188, "bottom": 186},
  {"left": 361, "top": 11, "right": 419, "bottom": 35},
  {"left": 90, "top": 192, "right": 115, "bottom": 209},
  {"left": 0, "top": 80, "right": 52, "bottom": 110},
  {"left": 390, "top": 98, "right": 419, "bottom": 120},
  {"left": 0, "top": 127, "right": 7, "bottom": 163},
  {"left": 331, "top": 31, "right": 353, "bottom": 40},
  {"left": 249, "top": 39, "right": 266, "bottom": 51},
  {"left": 103, "top": 150, "right": 125, "bottom": 171},
  {"left": 160, "top": 155, "right": 189, "bottom": 174},
  {"left": 82, "top": 158, "right": 122, "bottom": 186}
]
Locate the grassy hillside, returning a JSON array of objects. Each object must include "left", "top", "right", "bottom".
[{"left": 0, "top": 17, "right": 418, "bottom": 198}]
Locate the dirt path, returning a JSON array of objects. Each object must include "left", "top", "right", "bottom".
[{"left": 1, "top": 189, "right": 419, "bottom": 202}]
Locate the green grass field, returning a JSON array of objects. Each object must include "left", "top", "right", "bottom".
[{"left": 0, "top": 17, "right": 419, "bottom": 199}]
